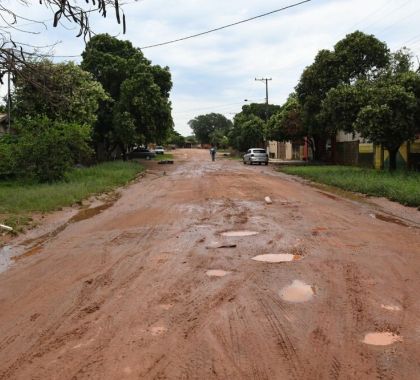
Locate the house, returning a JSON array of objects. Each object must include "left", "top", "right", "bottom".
[
  {"left": 267, "top": 140, "right": 310, "bottom": 161},
  {"left": 334, "top": 131, "right": 420, "bottom": 170}
]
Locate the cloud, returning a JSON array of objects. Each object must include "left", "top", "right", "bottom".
[{"left": 2, "top": 0, "right": 420, "bottom": 136}]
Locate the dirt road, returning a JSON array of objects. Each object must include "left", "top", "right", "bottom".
[{"left": 1, "top": 149, "right": 420, "bottom": 379}]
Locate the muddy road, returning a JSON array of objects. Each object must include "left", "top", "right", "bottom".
[{"left": 1, "top": 149, "right": 420, "bottom": 379}]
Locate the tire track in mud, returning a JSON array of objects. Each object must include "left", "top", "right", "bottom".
[{"left": 0, "top": 226, "right": 160, "bottom": 379}]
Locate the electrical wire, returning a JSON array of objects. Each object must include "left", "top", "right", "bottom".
[{"left": 139, "top": 0, "right": 312, "bottom": 49}]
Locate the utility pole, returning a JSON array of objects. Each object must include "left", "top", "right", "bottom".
[
  {"left": 255, "top": 77, "right": 272, "bottom": 106},
  {"left": 255, "top": 77, "right": 272, "bottom": 149}
]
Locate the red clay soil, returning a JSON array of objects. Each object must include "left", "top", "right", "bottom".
[{"left": 0, "top": 149, "right": 419, "bottom": 379}]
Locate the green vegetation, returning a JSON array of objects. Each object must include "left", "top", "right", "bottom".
[
  {"left": 0, "top": 161, "right": 143, "bottom": 231},
  {"left": 280, "top": 165, "right": 420, "bottom": 206},
  {"left": 154, "top": 153, "right": 174, "bottom": 161}
]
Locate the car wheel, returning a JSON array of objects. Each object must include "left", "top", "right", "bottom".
[
  {"left": 243, "top": 160, "right": 246, "bottom": 164},
  {"left": 264, "top": 162, "right": 268, "bottom": 166},
  {"left": 258, "top": 162, "right": 262, "bottom": 165}
]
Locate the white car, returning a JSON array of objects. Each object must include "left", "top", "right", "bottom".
[
  {"left": 243, "top": 148, "right": 269, "bottom": 165},
  {"left": 154, "top": 146, "right": 165, "bottom": 155}
]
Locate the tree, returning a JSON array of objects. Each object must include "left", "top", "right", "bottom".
[
  {"left": 6, "top": 116, "right": 92, "bottom": 182},
  {"left": 319, "top": 82, "right": 368, "bottom": 135},
  {"left": 354, "top": 83, "right": 417, "bottom": 170},
  {"left": 13, "top": 60, "right": 107, "bottom": 126},
  {"left": 188, "top": 113, "right": 232, "bottom": 145},
  {"left": 240, "top": 103, "right": 281, "bottom": 121},
  {"left": 295, "top": 31, "right": 390, "bottom": 160},
  {"left": 334, "top": 30, "right": 389, "bottom": 82},
  {"left": 267, "top": 95, "right": 305, "bottom": 143},
  {"left": 166, "top": 130, "right": 185, "bottom": 147},
  {"left": 81, "top": 34, "right": 173, "bottom": 159},
  {"left": 229, "top": 114, "right": 265, "bottom": 152}
]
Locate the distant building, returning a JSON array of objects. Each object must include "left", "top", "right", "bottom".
[{"left": 334, "top": 131, "right": 420, "bottom": 170}]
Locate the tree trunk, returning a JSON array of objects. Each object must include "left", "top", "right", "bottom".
[
  {"left": 313, "top": 136, "right": 327, "bottom": 161},
  {"left": 388, "top": 147, "right": 399, "bottom": 171}
]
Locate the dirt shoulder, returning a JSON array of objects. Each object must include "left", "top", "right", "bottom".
[{"left": 0, "top": 149, "right": 419, "bottom": 379}]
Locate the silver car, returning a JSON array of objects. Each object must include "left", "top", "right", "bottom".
[{"left": 243, "top": 148, "right": 269, "bottom": 165}]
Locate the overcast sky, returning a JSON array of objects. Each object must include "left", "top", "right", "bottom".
[{"left": 3, "top": 0, "right": 420, "bottom": 136}]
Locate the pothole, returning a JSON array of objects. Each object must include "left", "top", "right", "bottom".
[
  {"left": 252, "top": 254, "right": 302, "bottom": 263},
  {"left": 362, "top": 332, "right": 402, "bottom": 346},
  {"left": 381, "top": 304, "right": 401, "bottom": 311},
  {"left": 279, "top": 280, "right": 314, "bottom": 302},
  {"left": 150, "top": 326, "right": 167, "bottom": 336},
  {"left": 221, "top": 230, "right": 259, "bottom": 237},
  {"left": 206, "top": 269, "right": 230, "bottom": 277}
]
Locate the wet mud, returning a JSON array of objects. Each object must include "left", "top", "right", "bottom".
[{"left": 0, "top": 149, "right": 419, "bottom": 380}]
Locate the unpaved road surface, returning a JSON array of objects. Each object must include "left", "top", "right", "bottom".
[{"left": 1, "top": 149, "right": 420, "bottom": 379}]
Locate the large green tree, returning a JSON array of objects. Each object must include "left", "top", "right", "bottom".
[
  {"left": 355, "top": 83, "right": 417, "bottom": 170},
  {"left": 13, "top": 60, "right": 107, "bottom": 126},
  {"left": 295, "top": 31, "right": 390, "bottom": 160},
  {"left": 188, "top": 113, "right": 232, "bottom": 145},
  {"left": 319, "top": 49, "right": 420, "bottom": 170},
  {"left": 81, "top": 34, "right": 173, "bottom": 159},
  {"left": 267, "top": 94, "right": 305, "bottom": 143},
  {"left": 229, "top": 114, "right": 265, "bottom": 152}
]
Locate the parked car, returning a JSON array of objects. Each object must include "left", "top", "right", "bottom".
[
  {"left": 243, "top": 148, "right": 269, "bottom": 165},
  {"left": 127, "top": 147, "right": 156, "bottom": 160},
  {"left": 154, "top": 146, "right": 165, "bottom": 155}
]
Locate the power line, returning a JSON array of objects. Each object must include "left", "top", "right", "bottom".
[{"left": 139, "top": 0, "right": 312, "bottom": 49}]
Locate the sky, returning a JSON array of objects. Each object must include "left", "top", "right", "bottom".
[{"left": 2, "top": 0, "right": 420, "bottom": 136}]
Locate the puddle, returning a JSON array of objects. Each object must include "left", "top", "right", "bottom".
[
  {"left": 381, "top": 304, "right": 401, "bottom": 311},
  {"left": 0, "top": 245, "right": 13, "bottom": 273},
  {"left": 150, "top": 326, "right": 167, "bottom": 336},
  {"left": 2, "top": 198, "right": 119, "bottom": 274},
  {"left": 206, "top": 269, "right": 230, "bottom": 277},
  {"left": 221, "top": 230, "right": 259, "bottom": 237},
  {"left": 70, "top": 202, "right": 114, "bottom": 223},
  {"left": 279, "top": 280, "right": 314, "bottom": 302},
  {"left": 373, "top": 214, "right": 409, "bottom": 228},
  {"left": 159, "top": 304, "right": 174, "bottom": 310},
  {"left": 252, "top": 254, "right": 301, "bottom": 263},
  {"left": 362, "top": 332, "right": 402, "bottom": 346}
]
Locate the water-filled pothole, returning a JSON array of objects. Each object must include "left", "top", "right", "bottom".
[
  {"left": 279, "top": 280, "right": 314, "bottom": 302},
  {"left": 362, "top": 332, "right": 402, "bottom": 346},
  {"left": 221, "top": 230, "right": 259, "bottom": 237},
  {"left": 150, "top": 326, "right": 167, "bottom": 336},
  {"left": 381, "top": 304, "right": 401, "bottom": 311},
  {"left": 206, "top": 269, "right": 230, "bottom": 277},
  {"left": 0, "top": 245, "right": 13, "bottom": 273},
  {"left": 252, "top": 254, "right": 301, "bottom": 263}
]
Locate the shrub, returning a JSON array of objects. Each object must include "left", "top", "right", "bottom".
[{"left": 12, "top": 116, "right": 93, "bottom": 182}]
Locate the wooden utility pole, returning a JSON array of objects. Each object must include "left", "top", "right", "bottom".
[{"left": 255, "top": 77, "right": 272, "bottom": 121}]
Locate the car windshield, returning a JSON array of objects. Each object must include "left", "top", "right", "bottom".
[
  {"left": 156, "top": 146, "right": 163, "bottom": 149},
  {"left": 254, "top": 149, "right": 266, "bottom": 154}
]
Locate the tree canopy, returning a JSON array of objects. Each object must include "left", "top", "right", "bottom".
[
  {"left": 81, "top": 34, "right": 174, "bottom": 159},
  {"left": 13, "top": 60, "right": 108, "bottom": 127},
  {"left": 188, "top": 113, "right": 232, "bottom": 145},
  {"left": 295, "top": 31, "right": 390, "bottom": 160}
]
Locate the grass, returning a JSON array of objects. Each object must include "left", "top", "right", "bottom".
[
  {"left": 154, "top": 153, "right": 174, "bottom": 161},
  {"left": 279, "top": 165, "right": 420, "bottom": 207},
  {"left": 0, "top": 161, "right": 144, "bottom": 232}
]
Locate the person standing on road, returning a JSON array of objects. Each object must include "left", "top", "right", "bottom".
[{"left": 210, "top": 145, "right": 216, "bottom": 161}]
